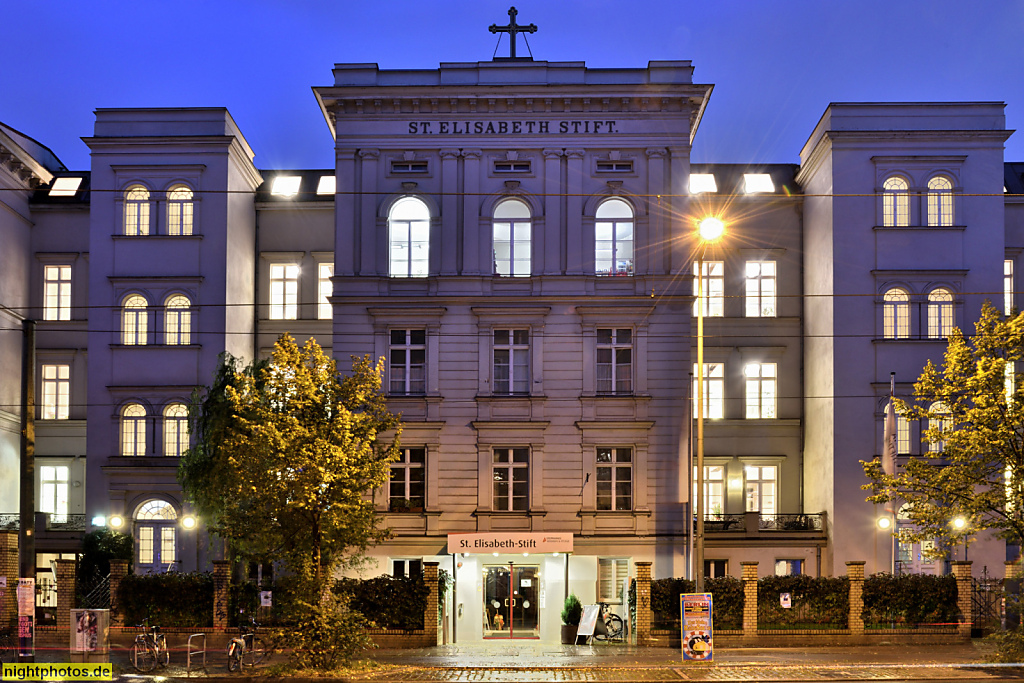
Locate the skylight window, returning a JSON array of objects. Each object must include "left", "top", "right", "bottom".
[
  {"left": 271, "top": 176, "right": 302, "bottom": 197},
  {"left": 689, "top": 174, "right": 718, "bottom": 195},
  {"left": 743, "top": 174, "right": 775, "bottom": 194},
  {"left": 49, "top": 177, "right": 82, "bottom": 197},
  {"left": 316, "top": 175, "right": 336, "bottom": 195}
]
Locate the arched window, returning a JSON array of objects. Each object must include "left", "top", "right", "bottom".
[
  {"left": 135, "top": 499, "right": 177, "bottom": 571},
  {"left": 124, "top": 185, "right": 151, "bottom": 235},
  {"left": 928, "top": 401, "right": 950, "bottom": 452},
  {"left": 122, "top": 403, "right": 147, "bottom": 457},
  {"left": 927, "top": 288, "right": 954, "bottom": 338},
  {"left": 595, "top": 198, "right": 634, "bottom": 276},
  {"left": 164, "top": 295, "right": 191, "bottom": 345},
  {"left": 883, "top": 288, "right": 910, "bottom": 339},
  {"left": 882, "top": 176, "right": 909, "bottom": 227},
  {"left": 122, "top": 295, "right": 148, "bottom": 346},
  {"left": 388, "top": 197, "right": 430, "bottom": 278},
  {"left": 167, "top": 185, "right": 194, "bottom": 236},
  {"left": 163, "top": 403, "right": 189, "bottom": 456},
  {"left": 493, "top": 199, "right": 531, "bottom": 277},
  {"left": 927, "top": 176, "right": 954, "bottom": 227}
]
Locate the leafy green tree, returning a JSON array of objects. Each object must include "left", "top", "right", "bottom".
[
  {"left": 863, "top": 301, "right": 1024, "bottom": 554},
  {"left": 79, "top": 528, "right": 133, "bottom": 578}
]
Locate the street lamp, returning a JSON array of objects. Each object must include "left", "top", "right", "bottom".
[
  {"left": 952, "top": 517, "right": 968, "bottom": 561},
  {"left": 694, "top": 216, "right": 726, "bottom": 594}
]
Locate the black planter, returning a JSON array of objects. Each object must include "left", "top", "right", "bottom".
[{"left": 560, "top": 624, "right": 578, "bottom": 644}]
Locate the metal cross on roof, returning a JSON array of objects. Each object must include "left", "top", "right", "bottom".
[{"left": 489, "top": 6, "right": 537, "bottom": 61}]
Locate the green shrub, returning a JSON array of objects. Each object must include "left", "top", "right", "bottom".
[
  {"left": 561, "top": 593, "right": 583, "bottom": 626},
  {"left": 987, "top": 627, "right": 1024, "bottom": 662},
  {"left": 862, "top": 573, "right": 959, "bottom": 627},
  {"left": 757, "top": 575, "right": 848, "bottom": 628},
  {"left": 284, "top": 595, "right": 373, "bottom": 669},
  {"left": 335, "top": 575, "right": 428, "bottom": 631},
  {"left": 650, "top": 576, "right": 743, "bottom": 630},
  {"left": 116, "top": 572, "right": 213, "bottom": 627}
]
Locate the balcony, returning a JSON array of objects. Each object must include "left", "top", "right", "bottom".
[
  {"left": 697, "top": 512, "right": 827, "bottom": 539},
  {"left": 0, "top": 514, "right": 88, "bottom": 532}
]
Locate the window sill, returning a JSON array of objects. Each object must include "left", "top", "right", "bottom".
[
  {"left": 872, "top": 225, "right": 965, "bottom": 231},
  {"left": 109, "top": 343, "right": 202, "bottom": 349},
  {"left": 111, "top": 233, "right": 204, "bottom": 239},
  {"left": 871, "top": 337, "right": 950, "bottom": 344}
]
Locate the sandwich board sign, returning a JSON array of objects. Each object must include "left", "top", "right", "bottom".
[{"left": 681, "top": 593, "right": 713, "bottom": 662}]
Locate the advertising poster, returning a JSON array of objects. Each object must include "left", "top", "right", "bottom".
[
  {"left": 17, "top": 577, "right": 35, "bottom": 658},
  {"left": 680, "top": 593, "right": 713, "bottom": 662}
]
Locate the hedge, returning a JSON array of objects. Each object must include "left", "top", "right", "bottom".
[
  {"left": 862, "top": 573, "right": 959, "bottom": 627},
  {"left": 650, "top": 577, "right": 743, "bottom": 630},
  {"left": 757, "top": 574, "right": 848, "bottom": 628},
  {"left": 115, "top": 572, "right": 213, "bottom": 627},
  {"left": 335, "top": 574, "right": 429, "bottom": 630}
]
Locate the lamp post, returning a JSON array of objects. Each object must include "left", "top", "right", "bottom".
[
  {"left": 694, "top": 217, "right": 725, "bottom": 593},
  {"left": 952, "top": 516, "right": 967, "bottom": 561}
]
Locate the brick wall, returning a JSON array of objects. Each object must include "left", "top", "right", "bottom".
[
  {"left": 108, "top": 559, "right": 128, "bottom": 627},
  {"left": 635, "top": 561, "right": 652, "bottom": 645},
  {"left": 846, "top": 561, "right": 865, "bottom": 633},
  {"left": 741, "top": 561, "right": 758, "bottom": 636},
  {"left": 213, "top": 560, "right": 230, "bottom": 630},
  {"left": 952, "top": 561, "right": 972, "bottom": 639},
  {"left": 424, "top": 561, "right": 438, "bottom": 644},
  {"left": 55, "top": 558, "right": 76, "bottom": 632}
]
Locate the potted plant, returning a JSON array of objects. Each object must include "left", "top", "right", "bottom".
[{"left": 560, "top": 593, "right": 583, "bottom": 644}]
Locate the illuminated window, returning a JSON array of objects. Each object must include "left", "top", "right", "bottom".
[
  {"left": 389, "top": 329, "right": 426, "bottom": 395},
  {"left": 48, "top": 177, "right": 82, "bottom": 197},
  {"left": 122, "top": 295, "right": 148, "bottom": 345},
  {"left": 41, "top": 364, "right": 70, "bottom": 420},
  {"left": 43, "top": 265, "right": 71, "bottom": 321},
  {"left": 775, "top": 559, "right": 802, "bottom": 576},
  {"left": 135, "top": 500, "right": 176, "bottom": 571},
  {"left": 40, "top": 466, "right": 69, "bottom": 523},
  {"left": 745, "top": 465, "right": 777, "bottom": 515},
  {"left": 745, "top": 261, "right": 776, "bottom": 317},
  {"left": 693, "top": 465, "right": 725, "bottom": 518},
  {"left": 166, "top": 185, "right": 194, "bottom": 235},
  {"left": 928, "top": 401, "right": 949, "bottom": 453},
  {"left": 318, "top": 263, "right": 334, "bottom": 320},
  {"left": 597, "top": 447, "right": 632, "bottom": 511},
  {"left": 883, "top": 288, "right": 910, "bottom": 339},
  {"left": 389, "top": 197, "right": 430, "bottom": 278},
  {"left": 493, "top": 448, "right": 529, "bottom": 512},
  {"left": 271, "top": 176, "right": 301, "bottom": 197},
  {"left": 692, "top": 363, "right": 725, "bottom": 419},
  {"left": 595, "top": 199, "right": 634, "bottom": 276},
  {"left": 164, "top": 295, "right": 191, "bottom": 345},
  {"left": 493, "top": 329, "right": 529, "bottom": 395},
  {"left": 1007, "top": 361, "right": 1016, "bottom": 404},
  {"left": 124, "top": 185, "right": 151, "bottom": 235},
  {"left": 689, "top": 174, "right": 718, "bottom": 194},
  {"left": 882, "top": 176, "right": 909, "bottom": 227},
  {"left": 743, "top": 174, "right": 774, "bottom": 194},
  {"left": 927, "top": 176, "right": 954, "bottom": 227},
  {"left": 122, "top": 403, "right": 147, "bottom": 457},
  {"left": 745, "top": 362, "right": 777, "bottom": 419},
  {"left": 693, "top": 261, "right": 725, "bottom": 317},
  {"left": 389, "top": 448, "right": 426, "bottom": 511},
  {"left": 598, "top": 558, "right": 629, "bottom": 603},
  {"left": 163, "top": 403, "right": 188, "bottom": 457},
  {"left": 927, "top": 288, "right": 954, "bottom": 338},
  {"left": 316, "top": 175, "right": 336, "bottom": 195},
  {"left": 596, "top": 328, "right": 632, "bottom": 394},
  {"left": 493, "top": 199, "right": 532, "bottom": 277},
  {"left": 1006, "top": 260, "right": 1014, "bottom": 315},
  {"left": 269, "top": 264, "right": 298, "bottom": 320},
  {"left": 897, "top": 415, "right": 910, "bottom": 454}
]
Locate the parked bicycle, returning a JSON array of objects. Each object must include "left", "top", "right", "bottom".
[
  {"left": 0, "top": 629, "right": 15, "bottom": 664},
  {"left": 594, "top": 603, "right": 624, "bottom": 642},
  {"left": 130, "top": 623, "right": 169, "bottom": 672},
  {"left": 227, "top": 618, "right": 268, "bottom": 672}
]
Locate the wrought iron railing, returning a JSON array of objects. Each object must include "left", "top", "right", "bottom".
[
  {"left": 0, "top": 515, "right": 18, "bottom": 531},
  {"left": 701, "top": 514, "right": 746, "bottom": 532},
  {"left": 45, "top": 514, "right": 87, "bottom": 531},
  {"left": 759, "top": 513, "right": 824, "bottom": 531}
]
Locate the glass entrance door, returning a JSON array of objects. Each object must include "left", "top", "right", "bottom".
[{"left": 483, "top": 564, "right": 539, "bottom": 639}]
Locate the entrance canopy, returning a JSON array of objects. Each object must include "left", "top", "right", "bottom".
[{"left": 447, "top": 532, "right": 572, "bottom": 554}]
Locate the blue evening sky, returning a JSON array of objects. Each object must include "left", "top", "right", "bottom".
[{"left": 4, "top": 1, "right": 1022, "bottom": 172}]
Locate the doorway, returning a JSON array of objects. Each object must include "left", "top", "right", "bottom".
[{"left": 483, "top": 564, "right": 539, "bottom": 639}]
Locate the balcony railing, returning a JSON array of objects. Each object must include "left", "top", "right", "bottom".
[
  {"left": 0, "top": 514, "right": 88, "bottom": 532},
  {"left": 0, "top": 515, "right": 18, "bottom": 531},
  {"left": 760, "top": 513, "right": 824, "bottom": 532},
  {"left": 697, "top": 512, "right": 826, "bottom": 535}
]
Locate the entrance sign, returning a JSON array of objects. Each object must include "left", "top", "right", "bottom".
[
  {"left": 448, "top": 532, "right": 572, "bottom": 554},
  {"left": 681, "top": 593, "right": 713, "bottom": 662},
  {"left": 576, "top": 604, "right": 602, "bottom": 640}
]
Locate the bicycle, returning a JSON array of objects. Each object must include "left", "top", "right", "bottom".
[
  {"left": 227, "top": 618, "right": 268, "bottom": 672},
  {"left": 0, "top": 629, "right": 15, "bottom": 663},
  {"left": 130, "top": 623, "right": 169, "bottom": 672},
  {"left": 594, "top": 603, "right": 624, "bottom": 642}
]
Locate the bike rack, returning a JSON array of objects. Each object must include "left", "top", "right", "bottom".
[{"left": 186, "top": 633, "right": 206, "bottom": 675}]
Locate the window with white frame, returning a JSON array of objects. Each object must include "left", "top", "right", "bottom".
[
  {"left": 883, "top": 288, "right": 910, "bottom": 339},
  {"left": 389, "top": 447, "right": 426, "bottom": 511},
  {"left": 705, "top": 560, "right": 728, "bottom": 578},
  {"left": 318, "top": 263, "right": 334, "bottom": 320},
  {"left": 388, "top": 197, "right": 430, "bottom": 278},
  {"left": 693, "top": 465, "right": 725, "bottom": 518},
  {"left": 493, "top": 329, "right": 529, "bottom": 395},
  {"left": 692, "top": 363, "right": 725, "bottom": 419},
  {"left": 597, "top": 447, "right": 632, "bottom": 511},
  {"left": 122, "top": 295, "right": 148, "bottom": 345},
  {"left": 596, "top": 328, "right": 632, "bottom": 394},
  {"left": 928, "top": 401, "right": 950, "bottom": 452},
  {"left": 744, "top": 362, "right": 777, "bottom": 419},
  {"left": 598, "top": 558, "right": 629, "bottom": 603},
  {"left": 122, "top": 403, "right": 147, "bottom": 457},
  {"left": 124, "top": 185, "right": 151, "bottom": 235},
  {"left": 43, "top": 265, "right": 71, "bottom": 321},
  {"left": 41, "top": 364, "right": 70, "bottom": 420},
  {"left": 166, "top": 185, "right": 194, "bottom": 235},
  {"left": 595, "top": 198, "right": 634, "bottom": 276},
  {"left": 389, "top": 329, "right": 426, "bottom": 395},
  {"left": 1007, "top": 361, "right": 1016, "bottom": 404},
  {"left": 269, "top": 264, "right": 298, "bottom": 320},
  {"left": 897, "top": 414, "right": 911, "bottom": 454},
  {"left": 882, "top": 176, "right": 909, "bottom": 227},
  {"left": 135, "top": 500, "right": 176, "bottom": 570},
  {"left": 927, "top": 176, "right": 954, "bottom": 227},
  {"left": 492, "top": 447, "right": 529, "bottom": 512},
  {"left": 1006, "top": 260, "right": 1015, "bottom": 315},
  {"left": 927, "top": 288, "right": 954, "bottom": 338},
  {"left": 693, "top": 261, "right": 724, "bottom": 317},
  {"left": 164, "top": 295, "right": 191, "bottom": 345},
  {"left": 744, "top": 465, "right": 777, "bottom": 515},
  {"left": 40, "top": 465, "right": 69, "bottom": 523},
  {"left": 745, "top": 261, "right": 776, "bottom": 317},
  {"left": 493, "top": 199, "right": 531, "bottom": 277},
  {"left": 163, "top": 403, "right": 189, "bottom": 457},
  {"left": 775, "top": 559, "right": 802, "bottom": 576}
]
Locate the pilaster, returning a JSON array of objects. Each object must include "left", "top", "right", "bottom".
[
  {"left": 542, "top": 149, "right": 563, "bottom": 275},
  {"left": 952, "top": 561, "right": 973, "bottom": 639},
  {"left": 108, "top": 559, "right": 129, "bottom": 627},
  {"left": 462, "top": 150, "right": 483, "bottom": 275},
  {"left": 358, "top": 149, "right": 380, "bottom": 276},
  {"left": 213, "top": 560, "right": 230, "bottom": 630},
  {"left": 565, "top": 149, "right": 585, "bottom": 275},
  {"left": 741, "top": 561, "right": 758, "bottom": 636},
  {"left": 424, "top": 561, "right": 439, "bottom": 644},
  {"left": 634, "top": 561, "right": 652, "bottom": 645},
  {"left": 55, "top": 558, "right": 76, "bottom": 633},
  {"left": 846, "top": 561, "right": 865, "bottom": 634},
  {"left": 439, "top": 150, "right": 460, "bottom": 275}
]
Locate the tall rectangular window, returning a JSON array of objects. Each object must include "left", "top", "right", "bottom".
[
  {"left": 138, "top": 527, "right": 154, "bottom": 565},
  {"left": 389, "top": 447, "right": 426, "bottom": 511},
  {"left": 492, "top": 447, "right": 529, "bottom": 511},
  {"left": 744, "top": 362, "right": 777, "bottom": 419},
  {"left": 745, "top": 261, "right": 776, "bottom": 317},
  {"left": 43, "top": 265, "right": 71, "bottom": 321},
  {"left": 160, "top": 528, "right": 176, "bottom": 565},
  {"left": 744, "top": 465, "right": 777, "bottom": 515},
  {"left": 389, "top": 329, "right": 426, "bottom": 395},
  {"left": 693, "top": 261, "right": 725, "bottom": 317},
  {"left": 41, "top": 365, "right": 70, "bottom": 420},
  {"left": 1006, "top": 260, "right": 1015, "bottom": 315},
  {"left": 897, "top": 415, "right": 911, "bottom": 455},
  {"left": 597, "top": 447, "right": 633, "bottom": 511},
  {"left": 269, "top": 264, "right": 298, "bottom": 320},
  {"left": 692, "top": 363, "right": 725, "bottom": 419},
  {"left": 40, "top": 465, "right": 69, "bottom": 523},
  {"left": 318, "top": 263, "right": 334, "bottom": 320},
  {"left": 493, "top": 329, "right": 529, "bottom": 394},
  {"left": 693, "top": 465, "right": 724, "bottom": 518},
  {"left": 596, "top": 328, "right": 632, "bottom": 394},
  {"left": 598, "top": 558, "right": 629, "bottom": 603}
]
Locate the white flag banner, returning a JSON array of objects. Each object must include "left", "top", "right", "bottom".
[{"left": 883, "top": 397, "right": 897, "bottom": 476}]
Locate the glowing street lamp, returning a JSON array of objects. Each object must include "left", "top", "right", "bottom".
[{"left": 877, "top": 516, "right": 892, "bottom": 530}]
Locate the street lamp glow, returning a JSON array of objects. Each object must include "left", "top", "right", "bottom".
[
  {"left": 181, "top": 515, "right": 197, "bottom": 530},
  {"left": 698, "top": 217, "right": 726, "bottom": 242},
  {"left": 953, "top": 517, "right": 967, "bottom": 530},
  {"left": 877, "top": 516, "right": 892, "bottom": 530},
  {"left": 108, "top": 515, "right": 124, "bottom": 529}
]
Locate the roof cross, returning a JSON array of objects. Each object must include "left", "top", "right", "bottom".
[{"left": 489, "top": 6, "right": 537, "bottom": 61}]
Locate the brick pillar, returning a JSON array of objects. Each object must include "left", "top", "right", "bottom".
[
  {"left": 424, "top": 562, "right": 439, "bottom": 643},
  {"left": 634, "top": 561, "right": 652, "bottom": 646},
  {"left": 108, "top": 559, "right": 129, "bottom": 627},
  {"left": 952, "top": 561, "right": 973, "bottom": 639},
  {"left": 846, "top": 561, "right": 865, "bottom": 634},
  {"left": 213, "top": 560, "right": 230, "bottom": 630},
  {"left": 741, "top": 562, "right": 758, "bottom": 636},
  {"left": 55, "top": 558, "right": 76, "bottom": 633},
  {"left": 1006, "top": 560, "right": 1021, "bottom": 630},
  {"left": 0, "top": 531, "right": 18, "bottom": 631}
]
